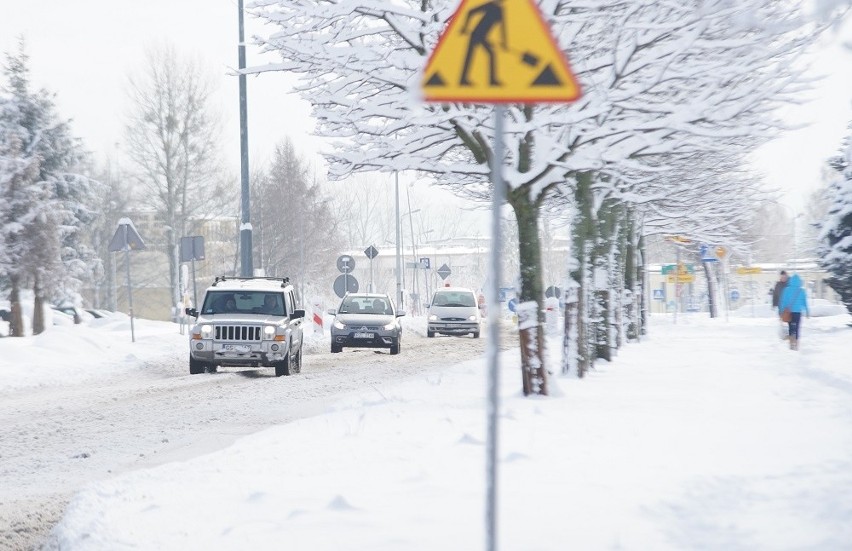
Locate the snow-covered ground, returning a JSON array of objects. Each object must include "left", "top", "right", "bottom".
[{"left": 3, "top": 308, "right": 852, "bottom": 550}]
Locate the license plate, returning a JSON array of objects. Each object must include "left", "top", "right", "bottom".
[
  {"left": 354, "top": 332, "right": 374, "bottom": 339},
  {"left": 223, "top": 344, "right": 251, "bottom": 353}
]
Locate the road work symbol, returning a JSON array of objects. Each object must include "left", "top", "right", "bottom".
[
  {"left": 422, "top": 0, "right": 581, "bottom": 103},
  {"left": 460, "top": 0, "right": 507, "bottom": 86}
]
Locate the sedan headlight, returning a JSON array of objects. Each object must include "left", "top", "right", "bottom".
[
  {"left": 428, "top": 314, "right": 437, "bottom": 321},
  {"left": 383, "top": 321, "right": 397, "bottom": 330},
  {"left": 333, "top": 320, "right": 346, "bottom": 330}
]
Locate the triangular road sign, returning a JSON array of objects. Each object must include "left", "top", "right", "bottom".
[{"left": 422, "top": 0, "right": 581, "bottom": 104}]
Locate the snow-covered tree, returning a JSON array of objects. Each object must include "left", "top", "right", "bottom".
[
  {"left": 0, "top": 42, "right": 96, "bottom": 335},
  {"left": 250, "top": 0, "right": 822, "bottom": 391},
  {"left": 124, "top": 43, "right": 231, "bottom": 310},
  {"left": 252, "top": 137, "right": 343, "bottom": 303},
  {"left": 819, "top": 128, "right": 852, "bottom": 316}
]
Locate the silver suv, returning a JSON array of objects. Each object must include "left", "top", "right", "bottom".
[{"left": 185, "top": 276, "right": 305, "bottom": 376}]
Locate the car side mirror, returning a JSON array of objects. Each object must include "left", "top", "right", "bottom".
[
  {"left": 396, "top": 311, "right": 406, "bottom": 317},
  {"left": 327, "top": 309, "right": 337, "bottom": 315},
  {"left": 185, "top": 307, "right": 198, "bottom": 318},
  {"left": 293, "top": 309, "right": 306, "bottom": 319}
]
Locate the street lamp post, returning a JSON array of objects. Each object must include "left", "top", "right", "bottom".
[
  {"left": 402, "top": 206, "right": 421, "bottom": 314},
  {"left": 237, "top": 0, "right": 253, "bottom": 277},
  {"left": 395, "top": 173, "right": 403, "bottom": 310}
]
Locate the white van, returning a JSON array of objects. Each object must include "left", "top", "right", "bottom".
[{"left": 427, "top": 287, "right": 481, "bottom": 338}]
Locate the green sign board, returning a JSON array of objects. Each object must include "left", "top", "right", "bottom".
[{"left": 661, "top": 264, "right": 695, "bottom": 275}]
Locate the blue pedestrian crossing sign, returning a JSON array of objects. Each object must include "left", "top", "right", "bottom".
[{"left": 653, "top": 289, "right": 665, "bottom": 301}]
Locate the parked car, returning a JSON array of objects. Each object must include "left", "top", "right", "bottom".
[
  {"left": 185, "top": 276, "right": 305, "bottom": 376},
  {"left": 329, "top": 293, "right": 404, "bottom": 354},
  {"left": 427, "top": 287, "right": 481, "bottom": 338},
  {"left": 51, "top": 304, "right": 94, "bottom": 324}
]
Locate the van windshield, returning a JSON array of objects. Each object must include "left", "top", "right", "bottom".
[{"left": 431, "top": 291, "right": 476, "bottom": 308}]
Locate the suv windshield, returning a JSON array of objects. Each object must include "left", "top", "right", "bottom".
[
  {"left": 201, "top": 291, "right": 284, "bottom": 316},
  {"left": 432, "top": 291, "right": 476, "bottom": 308},
  {"left": 339, "top": 295, "right": 393, "bottom": 315}
]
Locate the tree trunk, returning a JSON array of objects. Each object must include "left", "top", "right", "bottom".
[
  {"left": 507, "top": 189, "right": 548, "bottom": 396},
  {"left": 625, "top": 210, "right": 639, "bottom": 341},
  {"left": 565, "top": 172, "right": 594, "bottom": 377},
  {"left": 703, "top": 261, "right": 718, "bottom": 318},
  {"left": 9, "top": 276, "right": 25, "bottom": 337},
  {"left": 32, "top": 272, "right": 46, "bottom": 335}
]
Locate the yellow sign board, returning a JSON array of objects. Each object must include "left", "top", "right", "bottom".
[
  {"left": 736, "top": 267, "right": 762, "bottom": 275},
  {"left": 666, "top": 235, "right": 692, "bottom": 245},
  {"left": 422, "top": 0, "right": 581, "bottom": 103},
  {"left": 667, "top": 274, "right": 695, "bottom": 284}
]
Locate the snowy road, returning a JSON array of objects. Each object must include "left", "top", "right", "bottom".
[{"left": 0, "top": 325, "right": 515, "bottom": 550}]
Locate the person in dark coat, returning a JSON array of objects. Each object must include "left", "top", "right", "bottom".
[
  {"left": 778, "top": 273, "right": 810, "bottom": 350},
  {"left": 771, "top": 271, "right": 788, "bottom": 311}
]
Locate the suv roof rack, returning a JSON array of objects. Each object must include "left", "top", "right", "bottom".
[{"left": 212, "top": 275, "right": 291, "bottom": 288}]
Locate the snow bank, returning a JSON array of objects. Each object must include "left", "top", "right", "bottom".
[{"left": 46, "top": 313, "right": 852, "bottom": 550}]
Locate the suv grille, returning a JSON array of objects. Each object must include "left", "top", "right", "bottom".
[{"left": 215, "top": 325, "right": 262, "bottom": 342}]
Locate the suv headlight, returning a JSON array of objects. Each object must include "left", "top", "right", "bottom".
[
  {"left": 428, "top": 314, "right": 437, "bottom": 321},
  {"left": 333, "top": 320, "right": 346, "bottom": 330},
  {"left": 263, "top": 325, "right": 276, "bottom": 339},
  {"left": 383, "top": 321, "right": 396, "bottom": 330},
  {"left": 193, "top": 324, "right": 213, "bottom": 340}
]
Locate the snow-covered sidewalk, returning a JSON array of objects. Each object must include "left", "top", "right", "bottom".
[{"left": 45, "top": 313, "right": 852, "bottom": 550}]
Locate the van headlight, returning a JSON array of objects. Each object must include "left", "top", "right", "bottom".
[
  {"left": 428, "top": 314, "right": 437, "bottom": 321},
  {"left": 468, "top": 315, "right": 478, "bottom": 321}
]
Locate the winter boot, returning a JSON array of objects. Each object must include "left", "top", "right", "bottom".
[{"left": 789, "top": 337, "right": 798, "bottom": 351}]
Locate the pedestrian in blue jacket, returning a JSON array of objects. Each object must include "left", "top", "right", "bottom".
[{"left": 778, "top": 273, "right": 810, "bottom": 350}]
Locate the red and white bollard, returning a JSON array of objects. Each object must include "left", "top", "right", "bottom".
[{"left": 312, "top": 299, "right": 324, "bottom": 335}]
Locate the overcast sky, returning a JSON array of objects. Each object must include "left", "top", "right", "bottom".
[{"left": 2, "top": 1, "right": 851, "bottom": 218}]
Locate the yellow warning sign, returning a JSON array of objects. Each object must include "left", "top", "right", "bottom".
[{"left": 422, "top": 0, "right": 581, "bottom": 103}]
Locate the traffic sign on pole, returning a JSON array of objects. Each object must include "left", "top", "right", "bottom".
[
  {"left": 421, "top": 0, "right": 581, "bottom": 104},
  {"left": 364, "top": 245, "right": 379, "bottom": 260},
  {"left": 333, "top": 274, "right": 359, "bottom": 298},
  {"left": 437, "top": 263, "right": 452, "bottom": 280},
  {"left": 336, "top": 255, "right": 355, "bottom": 274},
  {"left": 108, "top": 218, "right": 146, "bottom": 343}
]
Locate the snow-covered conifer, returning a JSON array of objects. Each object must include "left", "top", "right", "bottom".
[{"left": 818, "top": 127, "right": 852, "bottom": 315}]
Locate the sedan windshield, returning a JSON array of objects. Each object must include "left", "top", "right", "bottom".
[{"left": 339, "top": 296, "right": 393, "bottom": 315}]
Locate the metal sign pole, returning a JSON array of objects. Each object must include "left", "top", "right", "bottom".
[
  {"left": 191, "top": 257, "right": 198, "bottom": 309},
  {"left": 673, "top": 246, "right": 680, "bottom": 325},
  {"left": 124, "top": 225, "right": 136, "bottom": 343},
  {"left": 486, "top": 104, "right": 505, "bottom": 551}
]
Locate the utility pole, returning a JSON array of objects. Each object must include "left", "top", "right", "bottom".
[{"left": 237, "top": 0, "right": 253, "bottom": 277}]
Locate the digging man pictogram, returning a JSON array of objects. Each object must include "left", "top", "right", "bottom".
[{"left": 459, "top": 0, "right": 507, "bottom": 86}]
